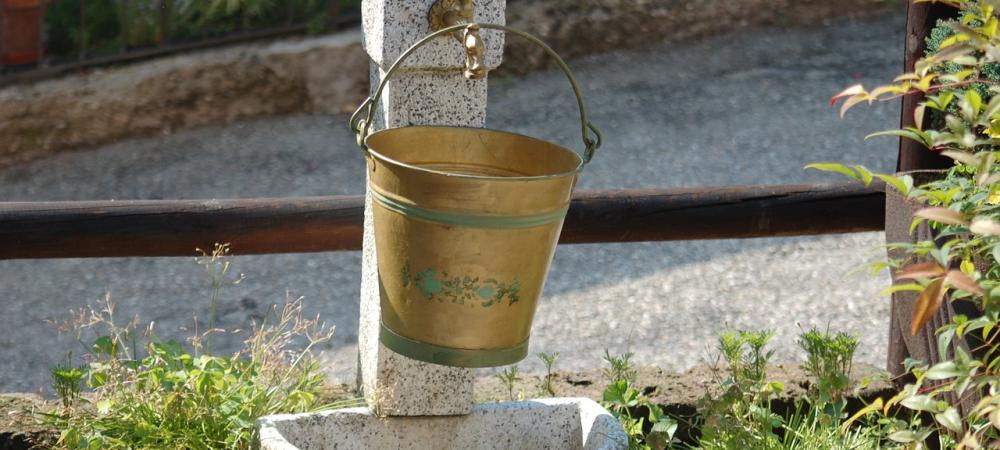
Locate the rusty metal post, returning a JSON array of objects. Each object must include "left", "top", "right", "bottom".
[
  {"left": 886, "top": 2, "right": 973, "bottom": 396},
  {"left": 896, "top": 1, "right": 953, "bottom": 173}
]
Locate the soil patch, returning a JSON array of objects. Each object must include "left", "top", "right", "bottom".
[
  {"left": 475, "top": 363, "right": 895, "bottom": 443},
  {"left": 0, "top": 394, "right": 56, "bottom": 450},
  {"left": 475, "top": 363, "right": 892, "bottom": 405}
]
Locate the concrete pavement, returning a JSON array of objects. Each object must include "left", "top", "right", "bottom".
[{"left": 0, "top": 12, "right": 903, "bottom": 392}]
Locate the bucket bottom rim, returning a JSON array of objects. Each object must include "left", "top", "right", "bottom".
[{"left": 379, "top": 323, "right": 529, "bottom": 368}]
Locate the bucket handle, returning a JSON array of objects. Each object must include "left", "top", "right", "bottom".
[{"left": 349, "top": 23, "right": 603, "bottom": 165}]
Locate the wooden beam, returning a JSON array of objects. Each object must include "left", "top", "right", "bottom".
[
  {"left": 564, "top": 183, "right": 884, "bottom": 244},
  {"left": 0, "top": 196, "right": 364, "bottom": 259},
  {"left": 0, "top": 183, "right": 884, "bottom": 259}
]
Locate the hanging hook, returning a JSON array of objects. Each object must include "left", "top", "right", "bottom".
[{"left": 462, "top": 24, "right": 486, "bottom": 79}]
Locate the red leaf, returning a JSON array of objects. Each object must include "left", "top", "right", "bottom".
[
  {"left": 970, "top": 217, "right": 1000, "bottom": 236},
  {"left": 895, "top": 262, "right": 946, "bottom": 281},
  {"left": 911, "top": 278, "right": 946, "bottom": 336},
  {"left": 945, "top": 270, "right": 985, "bottom": 296},
  {"left": 830, "top": 84, "right": 866, "bottom": 106},
  {"left": 914, "top": 207, "right": 967, "bottom": 226}
]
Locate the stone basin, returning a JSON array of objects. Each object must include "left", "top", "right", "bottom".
[{"left": 258, "top": 397, "right": 627, "bottom": 450}]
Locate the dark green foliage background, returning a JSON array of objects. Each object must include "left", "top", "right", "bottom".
[{"left": 42, "top": 0, "right": 361, "bottom": 60}]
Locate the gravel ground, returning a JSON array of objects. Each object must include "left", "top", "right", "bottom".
[{"left": 0, "top": 12, "right": 904, "bottom": 392}]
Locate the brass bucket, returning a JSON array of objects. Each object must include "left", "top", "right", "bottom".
[{"left": 349, "top": 23, "right": 601, "bottom": 368}]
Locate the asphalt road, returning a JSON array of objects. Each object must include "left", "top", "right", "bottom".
[{"left": 0, "top": 12, "right": 904, "bottom": 392}]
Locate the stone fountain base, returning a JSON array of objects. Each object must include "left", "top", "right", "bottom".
[{"left": 257, "top": 397, "right": 627, "bottom": 450}]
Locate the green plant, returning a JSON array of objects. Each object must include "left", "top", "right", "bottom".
[
  {"left": 824, "top": 1, "right": 1000, "bottom": 447},
  {"left": 195, "top": 243, "right": 244, "bottom": 353},
  {"left": 55, "top": 297, "right": 339, "bottom": 449},
  {"left": 41, "top": 247, "right": 357, "bottom": 449},
  {"left": 43, "top": 295, "right": 352, "bottom": 450},
  {"left": 603, "top": 349, "right": 638, "bottom": 385},
  {"left": 49, "top": 354, "right": 85, "bottom": 410},
  {"left": 44, "top": 0, "right": 123, "bottom": 57},
  {"left": 775, "top": 405, "right": 883, "bottom": 450},
  {"left": 787, "top": 328, "right": 880, "bottom": 450},
  {"left": 694, "top": 329, "right": 881, "bottom": 450},
  {"left": 497, "top": 366, "right": 520, "bottom": 402},
  {"left": 537, "top": 351, "right": 559, "bottom": 396},
  {"left": 600, "top": 351, "right": 677, "bottom": 450},
  {"left": 175, "top": 0, "right": 341, "bottom": 35},
  {"left": 697, "top": 329, "right": 785, "bottom": 449},
  {"left": 43, "top": 0, "right": 354, "bottom": 60},
  {"left": 177, "top": 0, "right": 278, "bottom": 31},
  {"left": 796, "top": 327, "right": 859, "bottom": 415}
]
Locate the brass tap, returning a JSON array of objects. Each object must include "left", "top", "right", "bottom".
[
  {"left": 429, "top": 0, "right": 474, "bottom": 34},
  {"left": 429, "top": 0, "right": 486, "bottom": 79}
]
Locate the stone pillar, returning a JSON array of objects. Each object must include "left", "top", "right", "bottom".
[{"left": 357, "top": 0, "right": 506, "bottom": 416}]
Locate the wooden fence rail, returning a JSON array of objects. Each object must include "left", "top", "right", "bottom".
[{"left": 0, "top": 182, "right": 884, "bottom": 259}]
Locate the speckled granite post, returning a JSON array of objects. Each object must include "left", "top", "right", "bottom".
[{"left": 357, "top": 0, "right": 506, "bottom": 416}]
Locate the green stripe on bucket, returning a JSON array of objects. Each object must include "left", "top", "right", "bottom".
[
  {"left": 380, "top": 322, "right": 529, "bottom": 367},
  {"left": 370, "top": 188, "right": 568, "bottom": 229}
]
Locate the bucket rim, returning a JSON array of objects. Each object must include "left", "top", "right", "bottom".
[{"left": 364, "top": 125, "right": 584, "bottom": 182}]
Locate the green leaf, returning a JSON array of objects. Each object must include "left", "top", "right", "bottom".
[
  {"left": 966, "top": 89, "right": 983, "bottom": 119},
  {"left": 650, "top": 416, "right": 678, "bottom": 437},
  {"left": 646, "top": 423, "right": 677, "bottom": 449},
  {"left": 984, "top": 89, "right": 1000, "bottom": 119},
  {"left": 866, "top": 128, "right": 931, "bottom": 147},
  {"left": 881, "top": 283, "right": 925, "bottom": 296},
  {"left": 938, "top": 328, "right": 956, "bottom": 360},
  {"left": 902, "top": 175, "right": 914, "bottom": 194},
  {"left": 852, "top": 165, "right": 874, "bottom": 186},
  {"left": 602, "top": 380, "right": 629, "bottom": 406},
  {"left": 804, "top": 163, "right": 861, "bottom": 182},
  {"left": 92, "top": 336, "right": 116, "bottom": 357},
  {"left": 935, "top": 407, "right": 963, "bottom": 434},
  {"left": 901, "top": 394, "right": 940, "bottom": 412},
  {"left": 925, "top": 361, "right": 964, "bottom": 380},
  {"left": 842, "top": 398, "right": 882, "bottom": 430},
  {"left": 888, "top": 430, "right": 920, "bottom": 443},
  {"left": 875, "top": 174, "right": 911, "bottom": 195},
  {"left": 990, "top": 409, "right": 1000, "bottom": 430},
  {"left": 941, "top": 150, "right": 981, "bottom": 166},
  {"left": 88, "top": 370, "right": 107, "bottom": 388}
]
